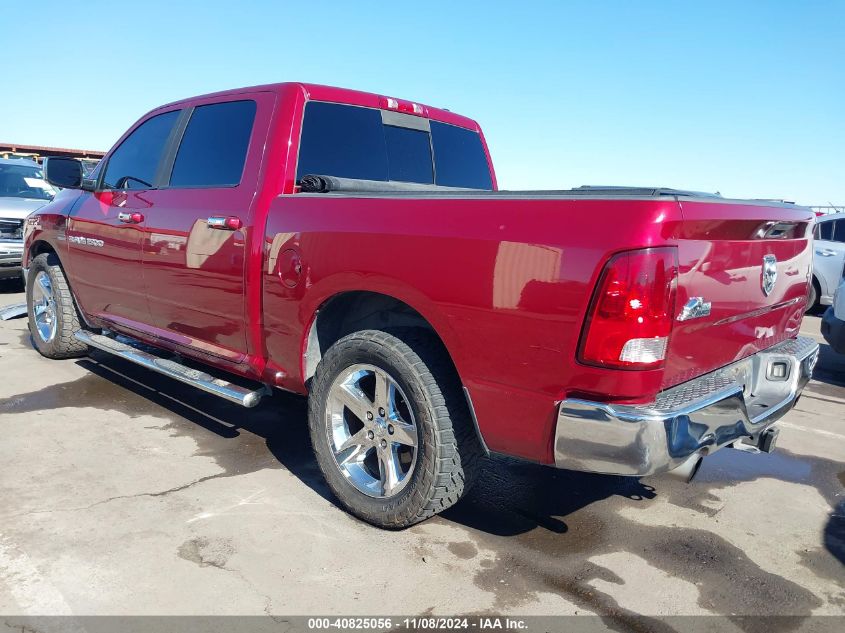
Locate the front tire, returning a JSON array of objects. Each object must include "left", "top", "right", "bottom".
[
  {"left": 26, "top": 253, "right": 88, "bottom": 359},
  {"left": 307, "top": 329, "right": 482, "bottom": 528}
]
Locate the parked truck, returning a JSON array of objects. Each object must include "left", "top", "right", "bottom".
[
  {"left": 1, "top": 158, "right": 56, "bottom": 282},
  {"left": 26, "top": 82, "right": 818, "bottom": 528}
]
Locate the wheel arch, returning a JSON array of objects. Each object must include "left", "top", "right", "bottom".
[
  {"left": 27, "top": 239, "right": 58, "bottom": 265},
  {"left": 27, "top": 240, "right": 95, "bottom": 330},
  {"left": 302, "top": 290, "right": 456, "bottom": 383},
  {"left": 813, "top": 273, "right": 827, "bottom": 299},
  {"left": 301, "top": 290, "right": 487, "bottom": 453},
  {"left": 25, "top": 245, "right": 90, "bottom": 358}
]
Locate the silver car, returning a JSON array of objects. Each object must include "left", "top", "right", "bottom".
[
  {"left": 810, "top": 212, "right": 845, "bottom": 310},
  {"left": 0, "top": 158, "right": 57, "bottom": 281}
]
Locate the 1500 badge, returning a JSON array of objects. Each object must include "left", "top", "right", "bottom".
[{"left": 68, "top": 235, "right": 104, "bottom": 248}]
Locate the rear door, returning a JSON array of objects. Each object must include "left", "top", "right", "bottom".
[
  {"left": 67, "top": 109, "right": 180, "bottom": 326},
  {"left": 814, "top": 217, "right": 845, "bottom": 301},
  {"left": 139, "top": 94, "right": 272, "bottom": 363}
]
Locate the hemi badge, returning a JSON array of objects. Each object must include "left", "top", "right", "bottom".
[{"left": 678, "top": 297, "right": 711, "bottom": 321}]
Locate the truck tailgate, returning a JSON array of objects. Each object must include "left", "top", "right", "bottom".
[{"left": 663, "top": 199, "right": 814, "bottom": 389}]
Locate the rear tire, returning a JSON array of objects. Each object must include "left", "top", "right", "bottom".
[
  {"left": 307, "top": 329, "right": 482, "bottom": 528},
  {"left": 26, "top": 253, "right": 88, "bottom": 359}
]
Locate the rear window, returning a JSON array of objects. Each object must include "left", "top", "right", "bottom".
[
  {"left": 295, "top": 102, "right": 491, "bottom": 189},
  {"left": 430, "top": 121, "right": 493, "bottom": 190},
  {"left": 296, "top": 102, "right": 388, "bottom": 181},
  {"left": 169, "top": 100, "right": 257, "bottom": 187},
  {"left": 384, "top": 125, "right": 433, "bottom": 184}
]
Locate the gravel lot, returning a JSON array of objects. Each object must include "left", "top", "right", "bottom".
[{"left": 0, "top": 281, "right": 843, "bottom": 624}]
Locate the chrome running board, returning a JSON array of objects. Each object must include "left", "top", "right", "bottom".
[{"left": 74, "top": 330, "right": 267, "bottom": 408}]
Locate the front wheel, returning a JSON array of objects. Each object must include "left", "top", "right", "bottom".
[
  {"left": 307, "top": 329, "right": 482, "bottom": 528},
  {"left": 26, "top": 253, "right": 88, "bottom": 359}
]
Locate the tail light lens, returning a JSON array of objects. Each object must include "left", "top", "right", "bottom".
[
  {"left": 378, "top": 95, "right": 429, "bottom": 117},
  {"left": 578, "top": 247, "right": 679, "bottom": 369}
]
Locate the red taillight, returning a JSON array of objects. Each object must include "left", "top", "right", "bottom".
[{"left": 578, "top": 247, "right": 678, "bottom": 370}]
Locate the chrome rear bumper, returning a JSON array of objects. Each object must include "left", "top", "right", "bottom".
[{"left": 554, "top": 336, "right": 819, "bottom": 476}]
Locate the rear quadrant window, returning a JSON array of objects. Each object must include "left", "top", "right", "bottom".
[
  {"left": 430, "top": 121, "right": 493, "bottom": 190},
  {"left": 169, "top": 100, "right": 257, "bottom": 187}
]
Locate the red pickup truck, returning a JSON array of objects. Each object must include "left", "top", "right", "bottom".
[{"left": 25, "top": 82, "right": 818, "bottom": 528}]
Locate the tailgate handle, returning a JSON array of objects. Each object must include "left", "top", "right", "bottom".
[
  {"left": 207, "top": 216, "right": 242, "bottom": 231},
  {"left": 118, "top": 211, "right": 144, "bottom": 224}
]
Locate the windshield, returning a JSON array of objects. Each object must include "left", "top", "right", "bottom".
[{"left": 0, "top": 163, "right": 58, "bottom": 201}]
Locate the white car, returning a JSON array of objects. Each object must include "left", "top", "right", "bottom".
[
  {"left": 822, "top": 277, "right": 845, "bottom": 355},
  {"left": 810, "top": 212, "right": 845, "bottom": 310}
]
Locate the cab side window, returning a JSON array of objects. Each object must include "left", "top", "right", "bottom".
[
  {"left": 833, "top": 220, "right": 845, "bottom": 243},
  {"left": 818, "top": 221, "right": 834, "bottom": 241},
  {"left": 169, "top": 100, "right": 257, "bottom": 188},
  {"left": 102, "top": 110, "right": 180, "bottom": 190}
]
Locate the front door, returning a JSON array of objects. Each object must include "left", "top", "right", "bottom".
[
  {"left": 67, "top": 109, "right": 181, "bottom": 327},
  {"left": 140, "top": 96, "right": 270, "bottom": 364}
]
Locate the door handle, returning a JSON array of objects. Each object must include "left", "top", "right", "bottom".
[
  {"left": 816, "top": 249, "right": 837, "bottom": 257},
  {"left": 207, "top": 216, "right": 243, "bottom": 231},
  {"left": 118, "top": 211, "right": 144, "bottom": 224}
]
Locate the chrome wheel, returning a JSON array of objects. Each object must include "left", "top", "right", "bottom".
[
  {"left": 326, "top": 363, "right": 419, "bottom": 498},
  {"left": 32, "top": 271, "right": 58, "bottom": 343}
]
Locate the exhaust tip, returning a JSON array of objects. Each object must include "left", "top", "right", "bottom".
[{"left": 667, "top": 454, "right": 704, "bottom": 483}]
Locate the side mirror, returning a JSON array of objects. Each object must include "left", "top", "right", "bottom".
[{"left": 43, "top": 157, "right": 94, "bottom": 191}]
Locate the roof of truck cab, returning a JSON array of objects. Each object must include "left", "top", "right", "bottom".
[{"left": 153, "top": 82, "right": 482, "bottom": 131}]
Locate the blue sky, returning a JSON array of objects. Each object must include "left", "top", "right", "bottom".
[{"left": 2, "top": 0, "right": 842, "bottom": 204}]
